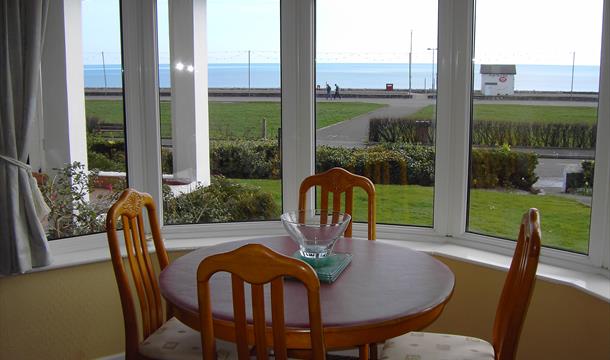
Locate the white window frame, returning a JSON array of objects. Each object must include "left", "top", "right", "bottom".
[
  {"left": 53, "top": 0, "right": 608, "bottom": 277},
  {"left": 434, "top": 0, "right": 610, "bottom": 274}
]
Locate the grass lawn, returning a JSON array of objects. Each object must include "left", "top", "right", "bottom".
[
  {"left": 85, "top": 100, "right": 384, "bottom": 139},
  {"left": 234, "top": 178, "right": 590, "bottom": 253},
  {"left": 407, "top": 104, "right": 597, "bottom": 125}
]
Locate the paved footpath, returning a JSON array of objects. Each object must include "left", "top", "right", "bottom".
[{"left": 316, "top": 96, "right": 434, "bottom": 147}]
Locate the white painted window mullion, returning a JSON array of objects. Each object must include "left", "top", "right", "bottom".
[
  {"left": 589, "top": 0, "right": 610, "bottom": 270},
  {"left": 120, "top": 0, "right": 164, "bottom": 219},
  {"left": 434, "top": 0, "right": 474, "bottom": 237},
  {"left": 280, "top": 0, "right": 315, "bottom": 212}
]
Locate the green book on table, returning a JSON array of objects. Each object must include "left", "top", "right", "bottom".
[{"left": 292, "top": 252, "right": 353, "bottom": 283}]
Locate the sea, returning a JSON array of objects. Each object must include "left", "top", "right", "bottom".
[{"left": 84, "top": 63, "right": 601, "bottom": 92}]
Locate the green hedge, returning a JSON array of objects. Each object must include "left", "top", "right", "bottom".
[
  {"left": 162, "top": 176, "right": 278, "bottom": 224},
  {"left": 210, "top": 140, "right": 280, "bottom": 179},
  {"left": 87, "top": 136, "right": 126, "bottom": 172},
  {"left": 470, "top": 146, "right": 538, "bottom": 189},
  {"left": 316, "top": 144, "right": 424, "bottom": 185},
  {"left": 370, "top": 118, "right": 597, "bottom": 149},
  {"left": 369, "top": 118, "right": 434, "bottom": 144},
  {"left": 87, "top": 139, "right": 537, "bottom": 190}
]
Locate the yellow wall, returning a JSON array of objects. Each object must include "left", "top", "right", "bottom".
[
  {"left": 428, "top": 257, "right": 610, "bottom": 360},
  {"left": 0, "top": 253, "right": 608, "bottom": 359},
  {"left": 0, "top": 261, "right": 124, "bottom": 359}
]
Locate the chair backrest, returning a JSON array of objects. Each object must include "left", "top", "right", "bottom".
[
  {"left": 298, "top": 167, "right": 376, "bottom": 240},
  {"left": 197, "top": 244, "right": 326, "bottom": 360},
  {"left": 492, "top": 208, "right": 542, "bottom": 360},
  {"left": 106, "top": 188, "right": 170, "bottom": 359}
]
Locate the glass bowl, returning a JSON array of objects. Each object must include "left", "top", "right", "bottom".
[{"left": 281, "top": 209, "right": 351, "bottom": 258}]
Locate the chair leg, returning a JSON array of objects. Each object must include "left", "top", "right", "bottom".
[
  {"left": 358, "top": 344, "right": 370, "bottom": 360},
  {"left": 368, "top": 343, "right": 377, "bottom": 360}
]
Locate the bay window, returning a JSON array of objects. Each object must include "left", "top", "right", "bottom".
[
  {"left": 34, "top": 0, "right": 609, "bottom": 276},
  {"left": 467, "top": 0, "right": 604, "bottom": 255}
]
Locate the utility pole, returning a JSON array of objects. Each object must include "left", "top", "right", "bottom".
[
  {"left": 570, "top": 51, "right": 576, "bottom": 98},
  {"left": 409, "top": 30, "right": 413, "bottom": 94},
  {"left": 248, "top": 50, "right": 251, "bottom": 97},
  {"left": 101, "top": 51, "right": 108, "bottom": 95},
  {"left": 427, "top": 47, "right": 437, "bottom": 92}
]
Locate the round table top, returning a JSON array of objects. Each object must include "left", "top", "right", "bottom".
[{"left": 160, "top": 236, "right": 454, "bottom": 330}]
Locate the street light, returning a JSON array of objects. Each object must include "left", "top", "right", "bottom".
[
  {"left": 427, "top": 47, "right": 437, "bottom": 92},
  {"left": 570, "top": 51, "right": 576, "bottom": 98},
  {"left": 409, "top": 30, "right": 413, "bottom": 94}
]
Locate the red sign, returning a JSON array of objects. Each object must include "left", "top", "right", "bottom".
[{"left": 498, "top": 76, "right": 507, "bottom": 83}]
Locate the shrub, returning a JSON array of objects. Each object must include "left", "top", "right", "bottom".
[
  {"left": 163, "top": 176, "right": 278, "bottom": 224},
  {"left": 581, "top": 160, "right": 595, "bottom": 186},
  {"left": 369, "top": 118, "right": 434, "bottom": 144},
  {"left": 87, "top": 135, "right": 126, "bottom": 172},
  {"left": 88, "top": 151, "right": 125, "bottom": 172},
  {"left": 370, "top": 117, "right": 597, "bottom": 149},
  {"left": 565, "top": 160, "right": 595, "bottom": 194},
  {"left": 470, "top": 145, "right": 538, "bottom": 190},
  {"left": 210, "top": 140, "right": 280, "bottom": 179},
  {"left": 376, "top": 143, "right": 435, "bottom": 186},
  {"left": 316, "top": 144, "right": 428, "bottom": 185},
  {"left": 161, "top": 147, "right": 173, "bottom": 174},
  {"left": 39, "top": 162, "right": 124, "bottom": 240}
]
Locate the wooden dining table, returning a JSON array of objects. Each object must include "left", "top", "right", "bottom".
[{"left": 159, "top": 236, "right": 455, "bottom": 359}]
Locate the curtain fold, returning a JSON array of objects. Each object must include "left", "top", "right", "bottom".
[{"left": 0, "top": 0, "right": 52, "bottom": 275}]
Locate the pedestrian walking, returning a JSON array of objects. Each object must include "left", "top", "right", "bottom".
[
  {"left": 325, "top": 82, "right": 331, "bottom": 100},
  {"left": 333, "top": 83, "right": 341, "bottom": 100}
]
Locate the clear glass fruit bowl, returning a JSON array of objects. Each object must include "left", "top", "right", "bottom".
[{"left": 281, "top": 209, "right": 351, "bottom": 259}]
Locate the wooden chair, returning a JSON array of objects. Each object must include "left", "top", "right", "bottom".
[
  {"left": 299, "top": 167, "right": 376, "bottom": 358},
  {"left": 380, "top": 208, "right": 542, "bottom": 360},
  {"left": 197, "top": 243, "right": 326, "bottom": 360},
  {"left": 106, "top": 188, "right": 202, "bottom": 360},
  {"left": 299, "top": 167, "right": 376, "bottom": 240}
]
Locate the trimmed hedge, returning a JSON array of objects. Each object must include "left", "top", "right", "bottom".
[
  {"left": 370, "top": 118, "right": 597, "bottom": 149},
  {"left": 369, "top": 118, "right": 434, "bottom": 144},
  {"left": 87, "top": 139, "right": 538, "bottom": 190},
  {"left": 317, "top": 143, "right": 537, "bottom": 190},
  {"left": 316, "top": 144, "right": 426, "bottom": 185},
  {"left": 470, "top": 146, "right": 538, "bottom": 189}
]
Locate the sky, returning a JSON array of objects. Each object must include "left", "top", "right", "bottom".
[{"left": 81, "top": 0, "right": 604, "bottom": 66}]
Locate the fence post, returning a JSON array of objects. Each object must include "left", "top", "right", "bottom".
[{"left": 262, "top": 117, "right": 267, "bottom": 139}]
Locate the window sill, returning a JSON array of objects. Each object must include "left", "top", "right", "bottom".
[{"left": 30, "top": 222, "right": 610, "bottom": 303}]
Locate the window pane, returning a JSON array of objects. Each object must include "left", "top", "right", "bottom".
[
  {"left": 40, "top": 0, "right": 127, "bottom": 240},
  {"left": 315, "top": 0, "right": 438, "bottom": 227},
  {"left": 158, "top": 0, "right": 282, "bottom": 225},
  {"left": 468, "top": 0, "right": 603, "bottom": 253}
]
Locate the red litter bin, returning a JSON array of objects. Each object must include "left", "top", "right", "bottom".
[{"left": 386, "top": 83, "right": 394, "bottom": 91}]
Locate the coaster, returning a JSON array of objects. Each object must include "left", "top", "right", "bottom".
[{"left": 292, "top": 252, "right": 353, "bottom": 283}]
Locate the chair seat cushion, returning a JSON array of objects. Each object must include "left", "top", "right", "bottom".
[
  {"left": 139, "top": 317, "right": 237, "bottom": 360},
  {"left": 380, "top": 332, "right": 495, "bottom": 360}
]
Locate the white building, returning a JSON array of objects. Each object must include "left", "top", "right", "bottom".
[{"left": 480, "top": 64, "right": 516, "bottom": 96}]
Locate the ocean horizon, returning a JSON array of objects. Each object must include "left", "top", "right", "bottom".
[{"left": 84, "top": 63, "right": 601, "bottom": 92}]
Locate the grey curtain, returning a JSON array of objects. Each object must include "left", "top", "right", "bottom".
[{"left": 0, "top": 0, "right": 52, "bottom": 275}]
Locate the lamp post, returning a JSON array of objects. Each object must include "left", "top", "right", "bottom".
[
  {"left": 101, "top": 51, "right": 108, "bottom": 95},
  {"left": 427, "top": 47, "right": 437, "bottom": 92},
  {"left": 409, "top": 30, "right": 413, "bottom": 94},
  {"left": 570, "top": 51, "right": 576, "bottom": 98}
]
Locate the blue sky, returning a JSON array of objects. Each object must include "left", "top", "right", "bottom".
[{"left": 81, "top": 0, "right": 603, "bottom": 66}]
